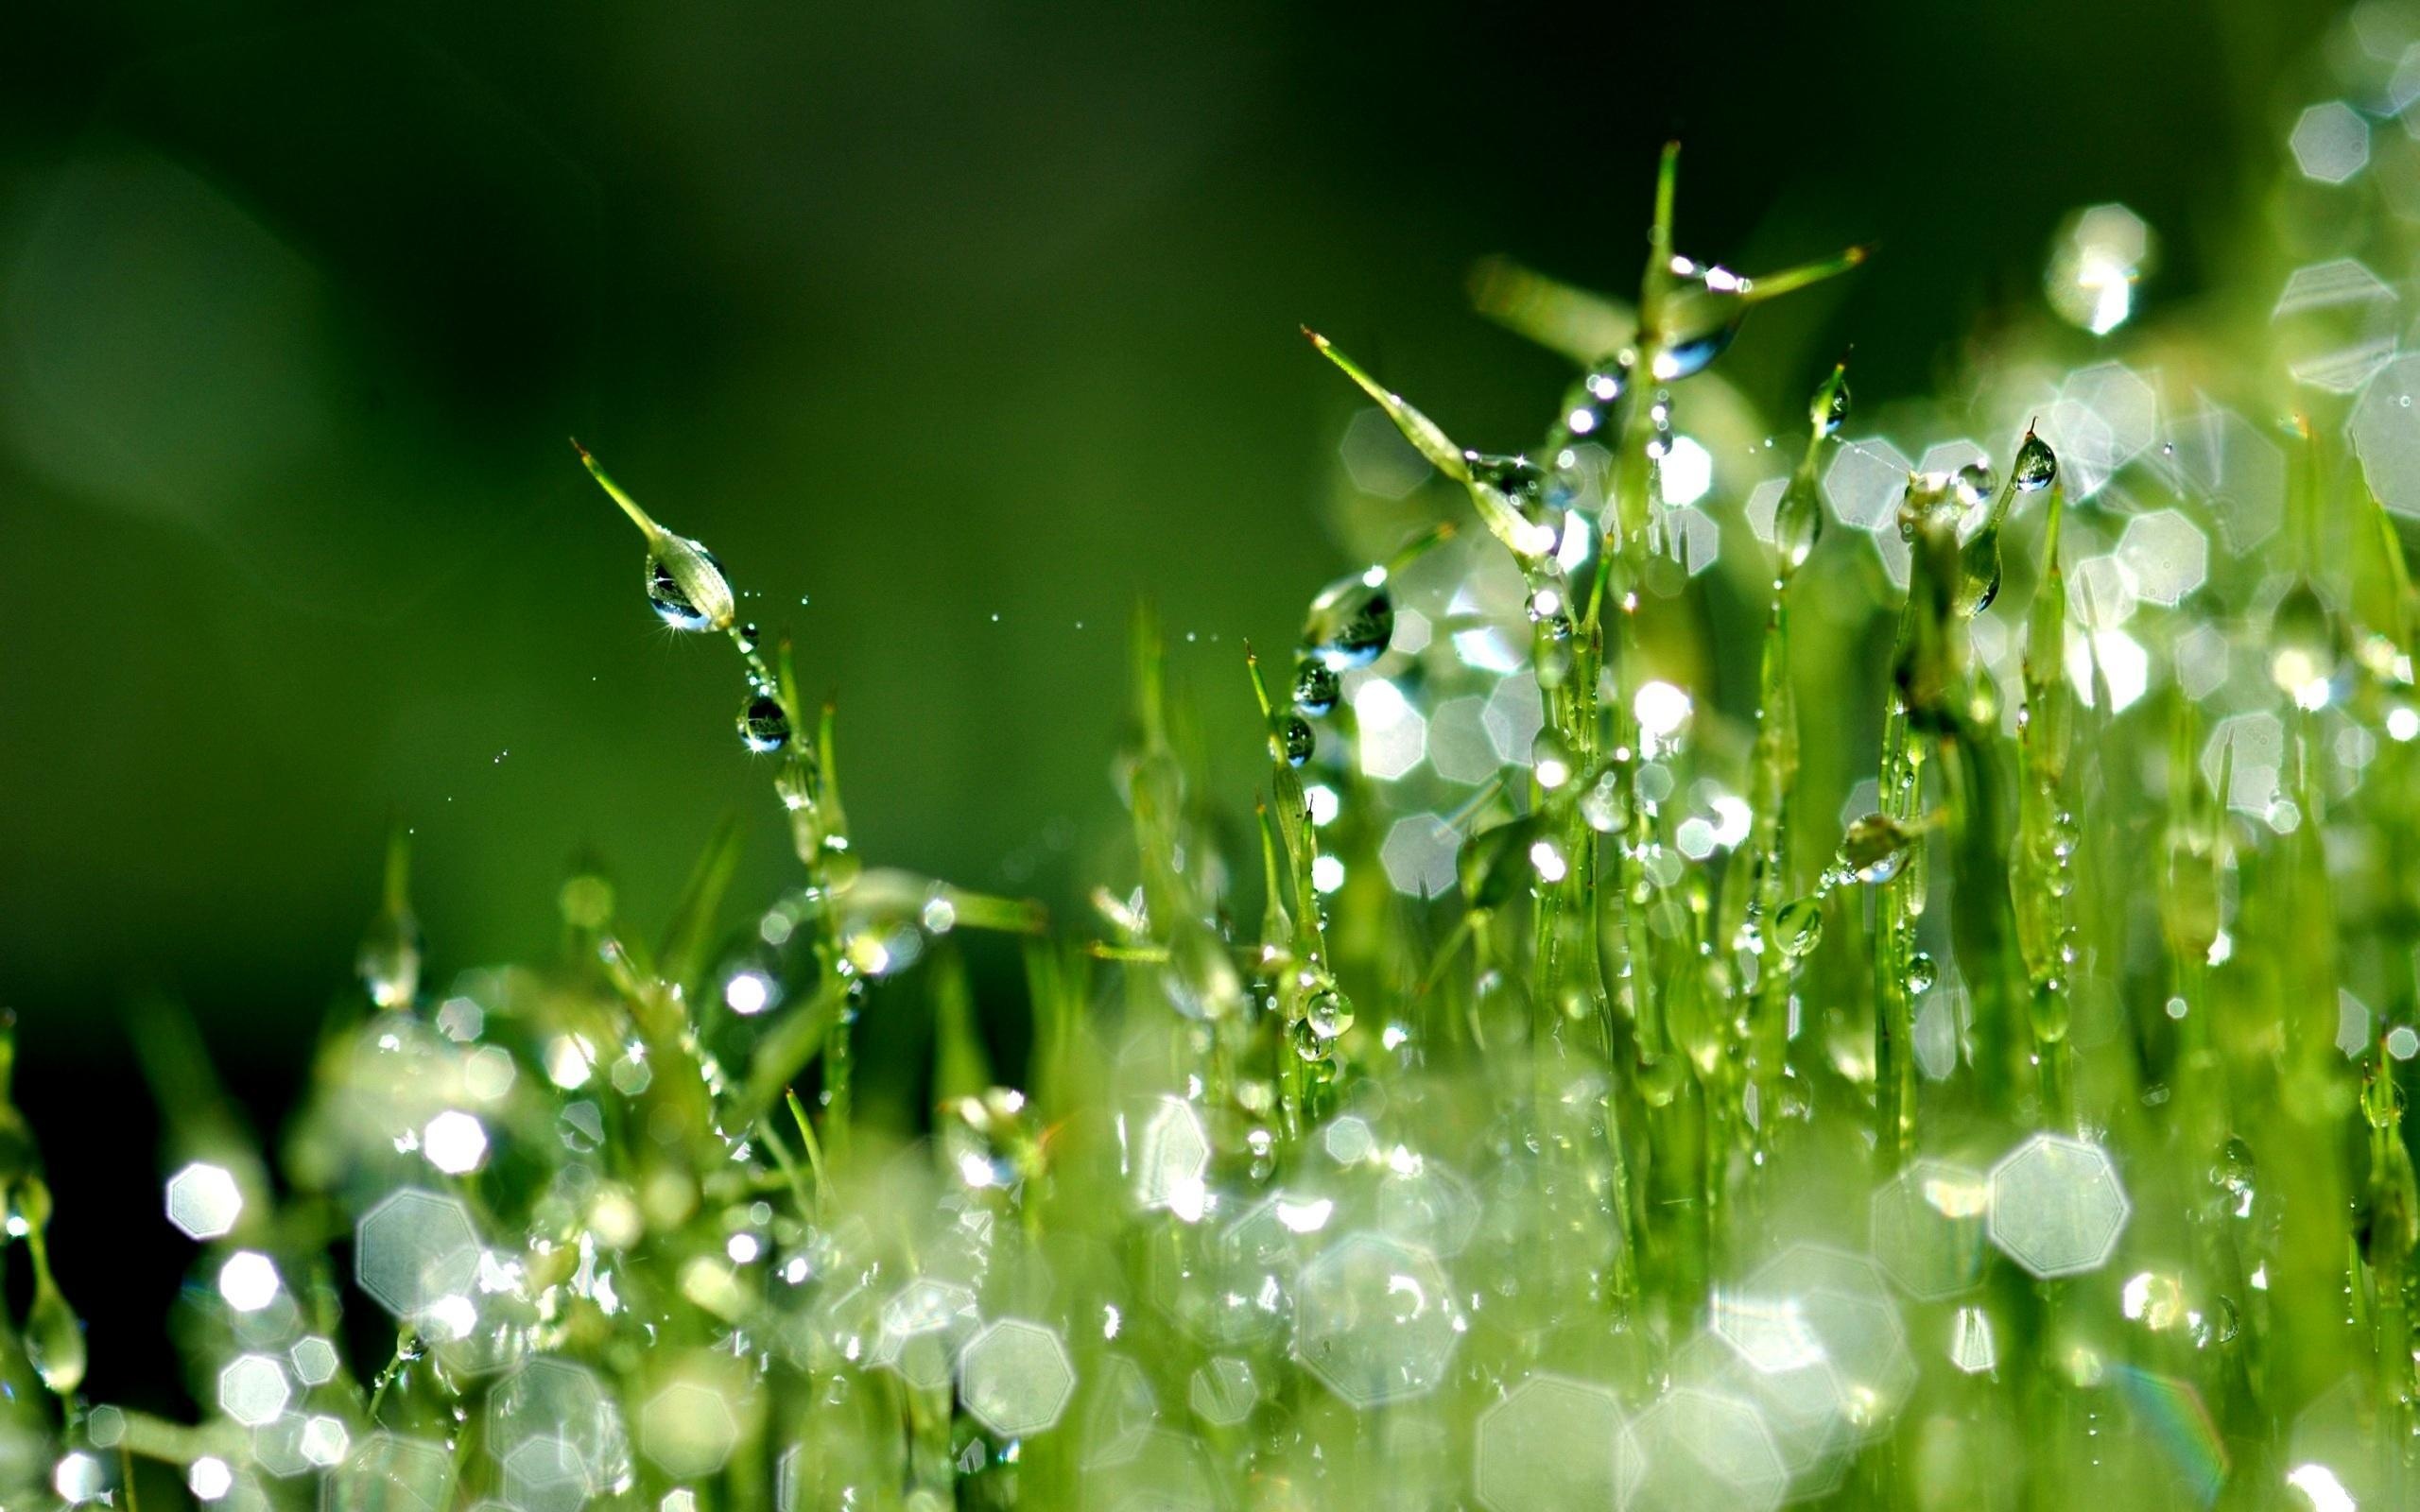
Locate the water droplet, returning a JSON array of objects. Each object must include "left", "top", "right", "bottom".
[
  {"left": 1554, "top": 362, "right": 1631, "bottom": 444},
  {"left": 1815, "top": 373, "right": 1851, "bottom": 437},
  {"left": 1958, "top": 529, "right": 2005, "bottom": 617},
  {"left": 1530, "top": 730, "right": 1575, "bottom": 789},
  {"left": 738, "top": 696, "right": 791, "bottom": 754},
  {"left": 647, "top": 541, "right": 735, "bottom": 632},
  {"left": 1468, "top": 453, "right": 1547, "bottom": 513},
  {"left": 1278, "top": 716, "right": 1315, "bottom": 768},
  {"left": 1293, "top": 660, "right": 1341, "bottom": 717},
  {"left": 735, "top": 623, "right": 761, "bottom": 653},
  {"left": 1955, "top": 461, "right": 1997, "bottom": 508},
  {"left": 1907, "top": 951, "right": 1937, "bottom": 995},
  {"left": 1774, "top": 476, "right": 1823, "bottom": 571},
  {"left": 1774, "top": 897, "right": 1824, "bottom": 958},
  {"left": 1839, "top": 813, "right": 1915, "bottom": 884},
  {"left": 1655, "top": 264, "right": 1748, "bottom": 380},
  {"left": 2013, "top": 432, "right": 2058, "bottom": 492},
  {"left": 25, "top": 1277, "right": 83, "bottom": 1395},
  {"left": 1305, "top": 988, "right": 1354, "bottom": 1040},
  {"left": 2268, "top": 581, "right": 2342, "bottom": 704},
  {"left": 2212, "top": 1137, "right": 2257, "bottom": 1219},
  {"left": 1303, "top": 573, "right": 1395, "bottom": 671}
]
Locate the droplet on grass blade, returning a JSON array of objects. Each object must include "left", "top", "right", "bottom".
[
  {"left": 1305, "top": 988, "right": 1354, "bottom": 1040},
  {"left": 2013, "top": 431, "right": 2058, "bottom": 492},
  {"left": 738, "top": 695, "right": 791, "bottom": 754},
  {"left": 1292, "top": 658, "right": 1340, "bottom": 716},
  {"left": 1277, "top": 715, "right": 1315, "bottom": 768},
  {"left": 1303, "top": 569, "right": 1396, "bottom": 671},
  {"left": 575, "top": 441, "right": 738, "bottom": 634},
  {"left": 25, "top": 1277, "right": 83, "bottom": 1394},
  {"left": 1772, "top": 898, "right": 1824, "bottom": 959},
  {"left": 1835, "top": 814, "right": 1915, "bottom": 885}
]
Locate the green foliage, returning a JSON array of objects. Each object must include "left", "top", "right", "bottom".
[{"left": 13, "top": 74, "right": 2420, "bottom": 1512}]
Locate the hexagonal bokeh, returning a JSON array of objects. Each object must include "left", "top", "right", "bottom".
[
  {"left": 1188, "top": 1357, "right": 1259, "bottom": 1427},
  {"left": 1474, "top": 1374, "right": 1628, "bottom": 1512},
  {"left": 1686, "top": 1307, "right": 1851, "bottom": 1496},
  {"left": 1292, "top": 1232, "right": 1464, "bottom": 1408},
  {"left": 1916, "top": 438, "right": 1992, "bottom": 505},
  {"left": 355, "top": 1188, "right": 481, "bottom": 1318},
  {"left": 1664, "top": 502, "right": 1720, "bottom": 576},
  {"left": 1135, "top": 1097, "right": 1211, "bottom": 1213},
  {"left": 1950, "top": 1306, "right": 1997, "bottom": 1374},
  {"left": 167, "top": 1161, "right": 244, "bottom": 1240},
  {"left": 2353, "top": 353, "right": 2420, "bottom": 519},
  {"left": 1147, "top": 1191, "right": 1308, "bottom": 1349},
  {"left": 1744, "top": 1246, "right": 1916, "bottom": 1437},
  {"left": 1482, "top": 674, "right": 1545, "bottom": 763},
  {"left": 2169, "top": 405, "right": 2284, "bottom": 552},
  {"left": 959, "top": 1318, "right": 1076, "bottom": 1437},
  {"left": 1341, "top": 406, "right": 1431, "bottom": 500},
  {"left": 1369, "top": 1158, "right": 1479, "bottom": 1258},
  {"left": 639, "top": 1381, "right": 741, "bottom": 1479},
  {"left": 1353, "top": 679, "right": 1426, "bottom": 782},
  {"left": 873, "top": 1278, "right": 979, "bottom": 1390},
  {"left": 218, "top": 1354, "right": 290, "bottom": 1427},
  {"left": 2047, "top": 201, "right": 2151, "bottom": 335},
  {"left": 1869, "top": 1160, "right": 1989, "bottom": 1300},
  {"left": 1743, "top": 477, "right": 1789, "bottom": 547},
  {"left": 2115, "top": 509, "right": 2209, "bottom": 607},
  {"left": 1623, "top": 1387, "right": 1789, "bottom": 1512},
  {"left": 1381, "top": 814, "right": 1462, "bottom": 900},
  {"left": 2203, "top": 711, "right": 2286, "bottom": 815},
  {"left": 501, "top": 1436, "right": 588, "bottom": 1512},
  {"left": 1081, "top": 1425, "right": 1223, "bottom": 1508},
  {"left": 2273, "top": 258, "right": 2396, "bottom": 394},
  {"left": 485, "top": 1356, "right": 631, "bottom": 1501},
  {"left": 2047, "top": 363, "right": 2157, "bottom": 498},
  {"left": 2290, "top": 101, "right": 2370, "bottom": 184},
  {"left": 1821, "top": 438, "right": 1913, "bottom": 531},
  {"left": 1426, "top": 696, "right": 1498, "bottom": 785},
  {"left": 321, "top": 1433, "right": 453, "bottom": 1512},
  {"left": 1988, "top": 1133, "right": 2130, "bottom": 1278}
]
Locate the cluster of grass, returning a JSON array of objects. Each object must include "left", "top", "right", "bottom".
[{"left": 11, "top": 44, "right": 2420, "bottom": 1512}]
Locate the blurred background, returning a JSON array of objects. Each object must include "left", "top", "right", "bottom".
[{"left": 0, "top": 0, "right": 2344, "bottom": 1400}]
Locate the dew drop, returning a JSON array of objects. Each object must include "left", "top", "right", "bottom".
[
  {"left": 1305, "top": 988, "right": 1354, "bottom": 1040},
  {"left": 1839, "top": 813, "right": 1915, "bottom": 884},
  {"left": 647, "top": 540, "right": 735, "bottom": 631},
  {"left": 2267, "top": 581, "right": 2342, "bottom": 704},
  {"left": 1293, "top": 660, "right": 1341, "bottom": 718},
  {"left": 1906, "top": 951, "right": 1937, "bottom": 995},
  {"left": 1954, "top": 461, "right": 1997, "bottom": 509},
  {"left": 1303, "top": 573, "right": 1396, "bottom": 671},
  {"left": 1278, "top": 716, "right": 1315, "bottom": 768},
  {"left": 1774, "top": 476, "right": 1824, "bottom": 571},
  {"left": 25, "top": 1279, "right": 83, "bottom": 1396},
  {"left": 738, "top": 696, "right": 792, "bottom": 754},
  {"left": 1774, "top": 897, "right": 1824, "bottom": 959},
  {"left": 2013, "top": 432, "right": 2058, "bottom": 492}
]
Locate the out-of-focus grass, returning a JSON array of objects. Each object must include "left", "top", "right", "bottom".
[{"left": 9, "top": 12, "right": 2420, "bottom": 1511}]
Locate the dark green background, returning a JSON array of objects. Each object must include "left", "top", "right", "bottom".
[{"left": 0, "top": 0, "right": 2329, "bottom": 1397}]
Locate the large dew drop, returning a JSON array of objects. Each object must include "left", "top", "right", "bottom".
[
  {"left": 738, "top": 695, "right": 792, "bottom": 754},
  {"left": 1277, "top": 715, "right": 1315, "bottom": 768},
  {"left": 1293, "top": 659, "right": 1341, "bottom": 717},
  {"left": 647, "top": 540, "right": 735, "bottom": 632},
  {"left": 2013, "top": 431, "right": 2058, "bottom": 492},
  {"left": 1303, "top": 571, "right": 1396, "bottom": 671}
]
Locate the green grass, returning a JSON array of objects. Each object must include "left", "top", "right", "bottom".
[{"left": 5, "top": 112, "right": 2420, "bottom": 1512}]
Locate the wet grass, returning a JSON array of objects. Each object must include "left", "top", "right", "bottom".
[{"left": 2, "top": 85, "right": 2419, "bottom": 1512}]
